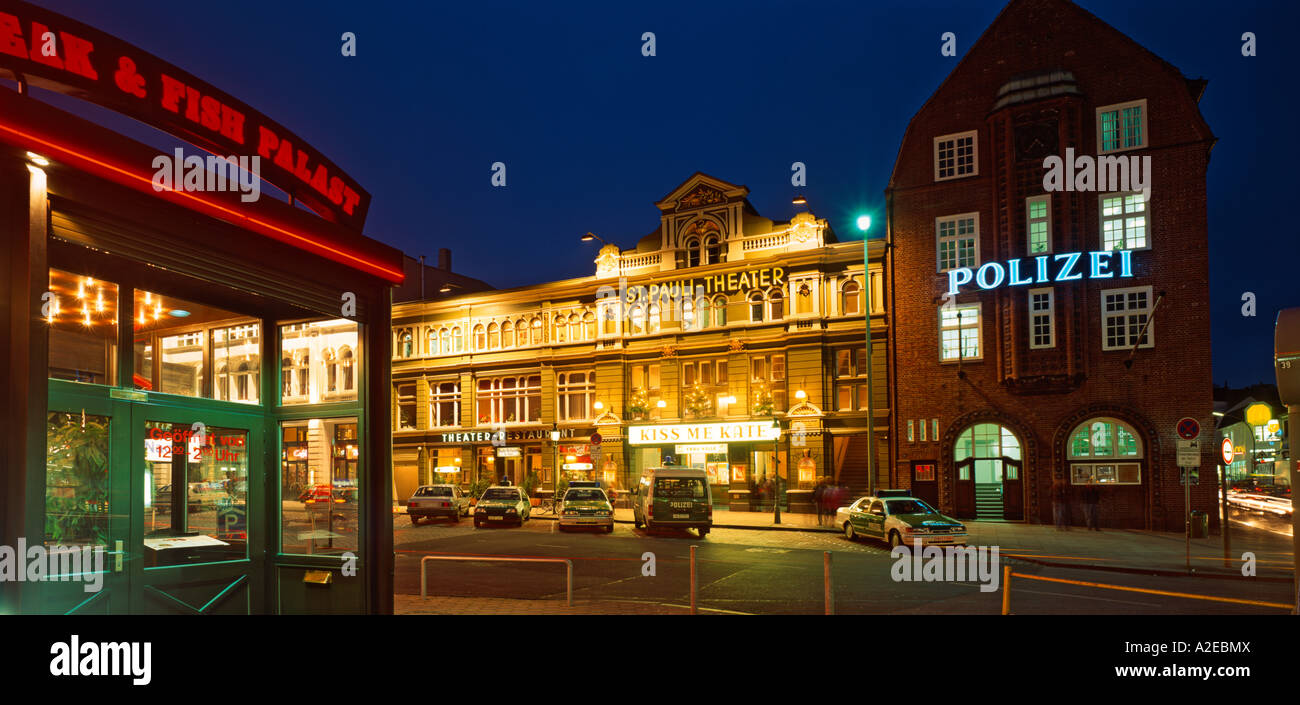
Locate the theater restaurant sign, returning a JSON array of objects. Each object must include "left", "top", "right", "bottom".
[{"left": 628, "top": 421, "right": 780, "bottom": 446}]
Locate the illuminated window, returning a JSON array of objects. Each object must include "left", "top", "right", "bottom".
[
  {"left": 1101, "top": 286, "right": 1153, "bottom": 351},
  {"left": 583, "top": 311, "right": 596, "bottom": 339},
  {"left": 628, "top": 364, "right": 662, "bottom": 420},
  {"left": 1026, "top": 195, "right": 1051, "bottom": 254},
  {"left": 833, "top": 347, "right": 871, "bottom": 412},
  {"left": 648, "top": 302, "right": 661, "bottom": 334},
  {"left": 529, "top": 318, "right": 543, "bottom": 346},
  {"left": 1029, "top": 288, "right": 1055, "bottom": 349},
  {"left": 430, "top": 380, "right": 460, "bottom": 427},
  {"left": 323, "top": 348, "right": 338, "bottom": 394},
  {"left": 396, "top": 383, "right": 417, "bottom": 430},
  {"left": 501, "top": 320, "right": 514, "bottom": 348},
  {"left": 1097, "top": 99, "right": 1145, "bottom": 153},
  {"left": 749, "top": 353, "right": 785, "bottom": 413},
  {"left": 1069, "top": 417, "right": 1142, "bottom": 485},
  {"left": 280, "top": 319, "right": 361, "bottom": 405},
  {"left": 477, "top": 375, "right": 542, "bottom": 424},
  {"left": 934, "top": 130, "right": 977, "bottom": 181},
  {"left": 214, "top": 324, "right": 261, "bottom": 404},
  {"left": 842, "top": 280, "right": 861, "bottom": 316},
  {"left": 1100, "top": 192, "right": 1148, "bottom": 250},
  {"left": 554, "top": 315, "right": 567, "bottom": 343},
  {"left": 488, "top": 322, "right": 500, "bottom": 350},
  {"left": 558, "top": 370, "right": 596, "bottom": 421},
  {"left": 936, "top": 213, "right": 979, "bottom": 272},
  {"left": 397, "top": 328, "right": 414, "bottom": 358},
  {"left": 569, "top": 313, "right": 582, "bottom": 342},
  {"left": 473, "top": 324, "right": 486, "bottom": 350},
  {"left": 47, "top": 269, "right": 119, "bottom": 385},
  {"left": 939, "top": 304, "right": 981, "bottom": 361},
  {"left": 630, "top": 305, "right": 646, "bottom": 335}
]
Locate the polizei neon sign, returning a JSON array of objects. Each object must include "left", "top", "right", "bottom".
[{"left": 945, "top": 250, "right": 1134, "bottom": 296}]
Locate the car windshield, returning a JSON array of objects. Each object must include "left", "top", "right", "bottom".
[
  {"left": 655, "top": 477, "right": 705, "bottom": 499},
  {"left": 564, "top": 489, "right": 606, "bottom": 502},
  {"left": 481, "top": 489, "right": 519, "bottom": 501},
  {"left": 886, "top": 499, "right": 933, "bottom": 515},
  {"left": 415, "top": 487, "right": 452, "bottom": 497}
]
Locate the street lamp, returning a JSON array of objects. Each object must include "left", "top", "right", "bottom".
[
  {"left": 771, "top": 417, "right": 782, "bottom": 525},
  {"left": 857, "top": 214, "right": 878, "bottom": 495},
  {"left": 581, "top": 231, "right": 607, "bottom": 245},
  {"left": 550, "top": 424, "right": 561, "bottom": 498}
]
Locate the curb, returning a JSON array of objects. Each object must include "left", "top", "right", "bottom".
[
  {"left": 1008, "top": 554, "right": 1294, "bottom": 582},
  {"left": 526, "top": 513, "right": 841, "bottom": 534}
]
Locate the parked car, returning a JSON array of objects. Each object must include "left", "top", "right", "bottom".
[
  {"left": 408, "top": 484, "right": 469, "bottom": 524},
  {"left": 837, "top": 495, "right": 967, "bottom": 548},
  {"left": 558, "top": 487, "right": 614, "bottom": 533},
  {"left": 630, "top": 467, "right": 711, "bottom": 537},
  {"left": 473, "top": 486, "right": 531, "bottom": 528}
]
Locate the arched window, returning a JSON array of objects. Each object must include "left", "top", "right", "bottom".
[
  {"left": 501, "top": 320, "right": 514, "bottom": 348},
  {"left": 216, "top": 361, "right": 229, "bottom": 400},
  {"left": 324, "top": 348, "right": 338, "bottom": 394},
  {"left": 685, "top": 237, "right": 701, "bottom": 268},
  {"left": 439, "top": 327, "right": 450, "bottom": 355},
  {"left": 451, "top": 326, "right": 463, "bottom": 353},
  {"left": 714, "top": 295, "right": 728, "bottom": 326},
  {"left": 583, "top": 311, "right": 596, "bottom": 340},
  {"left": 399, "top": 330, "right": 413, "bottom": 358},
  {"left": 473, "top": 324, "right": 486, "bottom": 350},
  {"left": 842, "top": 280, "right": 861, "bottom": 315},
  {"left": 953, "top": 424, "right": 1023, "bottom": 519},
  {"left": 488, "top": 322, "right": 499, "bottom": 350},
  {"left": 648, "top": 302, "right": 661, "bottom": 334},
  {"left": 340, "top": 347, "right": 354, "bottom": 391},
  {"left": 427, "top": 328, "right": 437, "bottom": 355},
  {"left": 281, "top": 356, "right": 293, "bottom": 398},
  {"left": 682, "top": 297, "right": 696, "bottom": 331},
  {"left": 768, "top": 288, "right": 785, "bottom": 320},
  {"left": 295, "top": 351, "right": 310, "bottom": 397},
  {"left": 530, "top": 317, "right": 543, "bottom": 345},
  {"left": 569, "top": 313, "right": 582, "bottom": 342},
  {"left": 749, "top": 292, "right": 765, "bottom": 322},
  {"left": 704, "top": 234, "right": 723, "bottom": 265},
  {"left": 629, "top": 304, "right": 645, "bottom": 335},
  {"left": 236, "top": 360, "right": 255, "bottom": 401},
  {"left": 554, "top": 315, "right": 567, "bottom": 343},
  {"left": 1068, "top": 418, "right": 1143, "bottom": 485}
]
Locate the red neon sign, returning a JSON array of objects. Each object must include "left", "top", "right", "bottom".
[{"left": 0, "top": 0, "right": 371, "bottom": 232}]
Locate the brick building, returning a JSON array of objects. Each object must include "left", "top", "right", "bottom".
[
  {"left": 885, "top": 0, "right": 1216, "bottom": 530},
  {"left": 390, "top": 172, "right": 887, "bottom": 511}
]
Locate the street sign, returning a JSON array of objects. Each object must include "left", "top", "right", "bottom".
[
  {"left": 1221, "top": 438, "right": 1234, "bottom": 465},
  {"left": 1176, "top": 417, "right": 1201, "bottom": 440},
  {"left": 1176, "top": 438, "right": 1201, "bottom": 467},
  {"left": 589, "top": 432, "right": 602, "bottom": 447}
]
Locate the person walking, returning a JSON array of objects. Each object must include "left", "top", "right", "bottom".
[
  {"left": 1081, "top": 478, "right": 1101, "bottom": 531},
  {"left": 1052, "top": 478, "right": 1070, "bottom": 531},
  {"left": 813, "top": 478, "right": 827, "bottom": 526}
]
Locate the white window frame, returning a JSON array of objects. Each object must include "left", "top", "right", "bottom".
[
  {"left": 1096, "top": 99, "right": 1147, "bottom": 154},
  {"left": 936, "top": 213, "right": 980, "bottom": 273},
  {"left": 430, "top": 380, "right": 460, "bottom": 428},
  {"left": 1026, "top": 195, "right": 1052, "bottom": 255},
  {"left": 933, "top": 130, "right": 979, "bottom": 181},
  {"left": 939, "top": 303, "right": 982, "bottom": 362},
  {"left": 1028, "top": 287, "right": 1055, "bottom": 349},
  {"left": 1100, "top": 285, "right": 1154, "bottom": 351},
  {"left": 557, "top": 370, "right": 597, "bottom": 421},
  {"left": 1100, "top": 191, "right": 1150, "bottom": 251}
]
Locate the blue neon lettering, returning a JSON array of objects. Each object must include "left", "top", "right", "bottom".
[
  {"left": 1120, "top": 249, "right": 1133, "bottom": 277},
  {"left": 1089, "top": 251, "right": 1113, "bottom": 278},
  {"left": 1035, "top": 256, "right": 1049, "bottom": 283},
  {"left": 1054, "top": 252, "right": 1083, "bottom": 282},
  {"left": 1008, "top": 259, "right": 1034, "bottom": 286},
  {"left": 976, "top": 262, "right": 1005, "bottom": 289},
  {"left": 946, "top": 268, "right": 973, "bottom": 297}
]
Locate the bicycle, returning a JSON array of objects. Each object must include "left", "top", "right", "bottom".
[{"left": 536, "top": 497, "right": 558, "bottom": 515}]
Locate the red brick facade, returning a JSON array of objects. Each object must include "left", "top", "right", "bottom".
[{"left": 885, "top": 0, "right": 1216, "bottom": 530}]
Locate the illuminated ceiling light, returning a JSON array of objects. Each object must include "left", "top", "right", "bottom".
[
  {"left": 795, "top": 389, "right": 807, "bottom": 400},
  {"left": 95, "top": 290, "right": 105, "bottom": 312},
  {"left": 82, "top": 306, "right": 91, "bottom": 326},
  {"left": 76, "top": 281, "right": 85, "bottom": 299},
  {"left": 169, "top": 309, "right": 191, "bottom": 317},
  {"left": 138, "top": 310, "right": 146, "bottom": 325},
  {"left": 26, "top": 151, "right": 49, "bottom": 167},
  {"left": 144, "top": 291, "right": 152, "bottom": 304}
]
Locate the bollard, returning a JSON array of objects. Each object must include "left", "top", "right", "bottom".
[
  {"left": 690, "top": 545, "right": 698, "bottom": 615},
  {"left": 824, "top": 551, "right": 834, "bottom": 615},
  {"left": 1000, "top": 564, "right": 1012, "bottom": 615}
]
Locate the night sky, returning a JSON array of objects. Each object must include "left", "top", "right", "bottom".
[{"left": 31, "top": 0, "right": 1299, "bottom": 385}]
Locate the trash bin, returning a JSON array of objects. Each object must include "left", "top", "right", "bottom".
[{"left": 1190, "top": 510, "right": 1208, "bottom": 538}]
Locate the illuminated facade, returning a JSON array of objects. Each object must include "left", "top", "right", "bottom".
[{"left": 392, "top": 173, "right": 888, "bottom": 511}]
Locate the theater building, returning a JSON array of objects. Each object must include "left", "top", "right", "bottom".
[
  {"left": 1, "top": 2, "right": 401, "bottom": 614},
  {"left": 391, "top": 172, "right": 888, "bottom": 510},
  {"left": 885, "top": 0, "right": 1216, "bottom": 530}
]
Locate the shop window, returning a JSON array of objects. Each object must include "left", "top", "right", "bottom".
[
  {"left": 133, "top": 289, "right": 264, "bottom": 401},
  {"left": 1027, "top": 195, "right": 1052, "bottom": 254},
  {"left": 750, "top": 353, "right": 785, "bottom": 414},
  {"left": 47, "top": 268, "right": 119, "bottom": 386},
  {"left": 1100, "top": 192, "right": 1148, "bottom": 251},
  {"left": 939, "top": 304, "right": 981, "bottom": 361},
  {"left": 833, "top": 346, "right": 872, "bottom": 411},
  {"left": 281, "top": 319, "right": 361, "bottom": 405},
  {"left": 477, "top": 375, "right": 542, "bottom": 424},
  {"left": 143, "top": 421, "right": 249, "bottom": 566},
  {"left": 431, "top": 448, "right": 463, "bottom": 485},
  {"left": 396, "top": 383, "right": 418, "bottom": 430},
  {"left": 841, "top": 280, "right": 861, "bottom": 316},
  {"left": 214, "top": 323, "right": 261, "bottom": 404},
  {"left": 45, "top": 411, "right": 111, "bottom": 549},
  {"left": 558, "top": 370, "right": 596, "bottom": 421},
  {"left": 280, "top": 417, "right": 360, "bottom": 556},
  {"left": 430, "top": 380, "right": 460, "bottom": 427},
  {"left": 1101, "top": 286, "right": 1153, "bottom": 351},
  {"left": 628, "top": 363, "right": 662, "bottom": 420}
]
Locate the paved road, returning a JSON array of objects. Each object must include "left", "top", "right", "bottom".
[{"left": 392, "top": 515, "right": 1295, "bottom": 615}]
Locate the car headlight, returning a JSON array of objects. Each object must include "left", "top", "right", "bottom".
[
  {"left": 506, "top": 507, "right": 517, "bottom": 514},
  {"left": 564, "top": 510, "right": 577, "bottom": 515},
  {"left": 475, "top": 507, "right": 485, "bottom": 513}
]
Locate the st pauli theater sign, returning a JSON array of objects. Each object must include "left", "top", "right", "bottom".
[{"left": 0, "top": 0, "right": 372, "bottom": 234}]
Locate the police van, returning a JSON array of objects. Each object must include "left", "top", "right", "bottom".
[{"left": 631, "top": 467, "right": 712, "bottom": 537}]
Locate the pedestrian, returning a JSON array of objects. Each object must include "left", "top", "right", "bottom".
[
  {"left": 1082, "top": 478, "right": 1100, "bottom": 531},
  {"left": 813, "top": 478, "right": 827, "bottom": 526},
  {"left": 1052, "top": 478, "right": 1070, "bottom": 530}
]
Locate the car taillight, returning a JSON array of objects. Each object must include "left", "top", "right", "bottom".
[
  {"left": 648, "top": 504, "right": 654, "bottom": 518},
  {"left": 707, "top": 505, "right": 713, "bottom": 516}
]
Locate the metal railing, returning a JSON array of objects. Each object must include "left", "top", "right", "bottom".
[{"left": 420, "top": 555, "right": 573, "bottom": 606}]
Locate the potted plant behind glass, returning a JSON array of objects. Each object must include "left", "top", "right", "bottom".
[
  {"left": 467, "top": 477, "right": 492, "bottom": 505},
  {"left": 626, "top": 387, "right": 649, "bottom": 421},
  {"left": 522, "top": 471, "right": 542, "bottom": 505}
]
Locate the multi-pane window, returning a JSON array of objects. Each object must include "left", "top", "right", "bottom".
[
  {"left": 767, "top": 289, "right": 784, "bottom": 320},
  {"left": 430, "top": 380, "right": 460, "bottom": 427},
  {"left": 1069, "top": 417, "right": 1143, "bottom": 485},
  {"left": 834, "top": 347, "right": 872, "bottom": 412},
  {"left": 1029, "top": 288, "right": 1055, "bottom": 349},
  {"left": 1026, "top": 195, "right": 1051, "bottom": 254},
  {"left": 934, "top": 130, "right": 977, "bottom": 180},
  {"left": 936, "top": 214, "right": 978, "bottom": 271},
  {"left": 628, "top": 363, "right": 662, "bottom": 420},
  {"left": 476, "top": 375, "right": 542, "bottom": 424},
  {"left": 749, "top": 292, "right": 765, "bottom": 322},
  {"left": 558, "top": 370, "right": 596, "bottom": 421},
  {"left": 1098, "top": 100, "right": 1145, "bottom": 153},
  {"left": 396, "top": 328, "right": 414, "bottom": 358},
  {"left": 1102, "top": 286, "right": 1153, "bottom": 351},
  {"left": 749, "top": 353, "right": 786, "bottom": 413},
  {"left": 841, "top": 280, "right": 861, "bottom": 316},
  {"left": 396, "top": 382, "right": 417, "bottom": 430},
  {"left": 1101, "top": 192, "right": 1148, "bottom": 250},
  {"left": 682, "top": 358, "right": 730, "bottom": 419},
  {"left": 939, "top": 304, "right": 981, "bottom": 361}
]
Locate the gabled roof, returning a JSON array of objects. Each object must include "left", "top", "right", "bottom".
[{"left": 655, "top": 171, "right": 750, "bottom": 211}]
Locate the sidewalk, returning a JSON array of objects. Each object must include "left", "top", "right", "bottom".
[{"left": 395, "top": 594, "right": 731, "bottom": 615}]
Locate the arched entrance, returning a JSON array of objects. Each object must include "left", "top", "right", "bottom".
[{"left": 953, "top": 423, "right": 1023, "bottom": 520}]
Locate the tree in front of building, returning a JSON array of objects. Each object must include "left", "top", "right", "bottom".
[
  {"left": 627, "top": 387, "right": 650, "bottom": 420},
  {"left": 684, "top": 384, "right": 713, "bottom": 418},
  {"left": 752, "top": 383, "right": 774, "bottom": 416}
]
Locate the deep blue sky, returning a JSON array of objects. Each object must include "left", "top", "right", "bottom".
[{"left": 32, "top": 0, "right": 1299, "bottom": 385}]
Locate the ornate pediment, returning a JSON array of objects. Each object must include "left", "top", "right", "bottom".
[
  {"left": 656, "top": 172, "right": 749, "bottom": 213},
  {"left": 679, "top": 185, "right": 727, "bottom": 208},
  {"left": 786, "top": 400, "right": 824, "bottom": 417},
  {"left": 593, "top": 410, "right": 623, "bottom": 426}
]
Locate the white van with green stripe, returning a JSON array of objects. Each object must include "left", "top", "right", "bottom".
[{"left": 631, "top": 467, "right": 712, "bottom": 537}]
